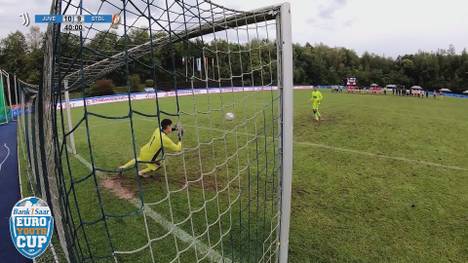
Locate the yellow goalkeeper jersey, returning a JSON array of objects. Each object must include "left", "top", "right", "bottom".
[
  {"left": 311, "top": 90, "right": 323, "bottom": 104},
  {"left": 139, "top": 128, "right": 182, "bottom": 161}
]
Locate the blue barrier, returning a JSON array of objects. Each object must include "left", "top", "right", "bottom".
[
  {"left": 10, "top": 87, "right": 468, "bottom": 118},
  {"left": 442, "top": 93, "right": 468, "bottom": 99}
]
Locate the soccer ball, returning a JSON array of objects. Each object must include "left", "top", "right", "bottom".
[{"left": 225, "top": 112, "right": 235, "bottom": 121}]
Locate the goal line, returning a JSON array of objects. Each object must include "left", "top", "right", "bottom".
[{"left": 69, "top": 145, "right": 232, "bottom": 263}]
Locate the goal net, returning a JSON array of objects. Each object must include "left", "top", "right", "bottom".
[
  {"left": 0, "top": 72, "right": 11, "bottom": 125},
  {"left": 17, "top": 0, "right": 293, "bottom": 262}
]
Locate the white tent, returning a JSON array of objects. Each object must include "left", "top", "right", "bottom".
[
  {"left": 462, "top": 90, "right": 468, "bottom": 94},
  {"left": 440, "top": 88, "right": 452, "bottom": 92},
  {"left": 410, "top": 85, "right": 422, "bottom": 90}
]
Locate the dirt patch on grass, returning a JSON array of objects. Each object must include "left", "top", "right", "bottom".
[
  {"left": 100, "top": 176, "right": 136, "bottom": 200},
  {"left": 100, "top": 170, "right": 229, "bottom": 200}
]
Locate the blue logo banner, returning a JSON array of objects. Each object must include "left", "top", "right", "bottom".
[
  {"left": 9, "top": 197, "right": 54, "bottom": 259},
  {"left": 84, "top": 15, "right": 113, "bottom": 23},
  {"left": 34, "top": 15, "right": 62, "bottom": 24}
]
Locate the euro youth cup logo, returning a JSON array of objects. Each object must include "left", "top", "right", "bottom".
[{"left": 9, "top": 197, "right": 54, "bottom": 259}]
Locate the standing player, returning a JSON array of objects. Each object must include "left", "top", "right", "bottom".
[
  {"left": 118, "top": 118, "right": 183, "bottom": 177},
  {"left": 310, "top": 87, "right": 323, "bottom": 121}
]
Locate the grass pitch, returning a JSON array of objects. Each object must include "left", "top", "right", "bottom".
[
  {"left": 41, "top": 89, "right": 280, "bottom": 263},
  {"left": 19, "top": 89, "right": 468, "bottom": 262},
  {"left": 290, "top": 90, "right": 468, "bottom": 262}
]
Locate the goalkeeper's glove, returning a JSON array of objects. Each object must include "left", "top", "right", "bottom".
[{"left": 172, "top": 123, "right": 184, "bottom": 141}]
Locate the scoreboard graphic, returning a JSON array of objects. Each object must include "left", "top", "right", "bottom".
[{"left": 34, "top": 14, "right": 119, "bottom": 31}]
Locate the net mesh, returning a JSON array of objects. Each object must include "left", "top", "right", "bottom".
[
  {"left": 15, "top": 78, "right": 65, "bottom": 262},
  {"left": 16, "top": 0, "right": 288, "bottom": 262},
  {"left": 0, "top": 72, "right": 13, "bottom": 124},
  {"left": 0, "top": 75, "right": 8, "bottom": 124}
]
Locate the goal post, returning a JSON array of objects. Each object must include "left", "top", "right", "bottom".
[
  {"left": 277, "top": 3, "right": 294, "bottom": 263},
  {"left": 18, "top": 1, "right": 294, "bottom": 262},
  {"left": 63, "top": 79, "right": 77, "bottom": 155}
]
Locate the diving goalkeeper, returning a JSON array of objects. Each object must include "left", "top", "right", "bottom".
[
  {"left": 118, "top": 118, "right": 183, "bottom": 177},
  {"left": 310, "top": 87, "right": 323, "bottom": 121}
]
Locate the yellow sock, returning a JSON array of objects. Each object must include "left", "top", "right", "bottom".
[{"left": 120, "top": 159, "right": 136, "bottom": 169}]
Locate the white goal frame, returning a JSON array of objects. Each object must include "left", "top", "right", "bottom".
[
  {"left": 54, "top": 1, "right": 294, "bottom": 262},
  {"left": 277, "top": 3, "right": 293, "bottom": 263}
]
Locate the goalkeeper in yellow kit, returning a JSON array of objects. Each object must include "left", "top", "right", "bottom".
[
  {"left": 310, "top": 87, "right": 323, "bottom": 121},
  {"left": 118, "top": 118, "right": 183, "bottom": 177}
]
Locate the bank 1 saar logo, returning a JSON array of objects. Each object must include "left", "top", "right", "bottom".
[{"left": 9, "top": 197, "right": 54, "bottom": 259}]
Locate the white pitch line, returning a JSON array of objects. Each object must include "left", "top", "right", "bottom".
[
  {"left": 294, "top": 141, "right": 468, "bottom": 172},
  {"left": 68, "top": 148, "right": 230, "bottom": 263},
  {"left": 188, "top": 124, "right": 468, "bottom": 172},
  {"left": 128, "top": 198, "right": 231, "bottom": 263},
  {"left": 0, "top": 143, "right": 11, "bottom": 175},
  {"left": 84, "top": 116, "right": 468, "bottom": 172},
  {"left": 64, "top": 113, "right": 467, "bottom": 262}
]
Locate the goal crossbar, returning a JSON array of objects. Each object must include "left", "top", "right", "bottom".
[{"left": 63, "top": 5, "right": 281, "bottom": 91}]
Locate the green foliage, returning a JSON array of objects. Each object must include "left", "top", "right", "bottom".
[
  {"left": 129, "top": 74, "right": 142, "bottom": 92},
  {"left": 145, "top": 79, "right": 154, "bottom": 87},
  {"left": 0, "top": 31, "right": 29, "bottom": 77},
  {"left": 87, "top": 30, "right": 120, "bottom": 55},
  {"left": 0, "top": 29, "right": 44, "bottom": 100},
  {"left": 293, "top": 43, "right": 468, "bottom": 92},
  {"left": 1, "top": 27, "right": 468, "bottom": 93},
  {"left": 128, "top": 28, "right": 149, "bottom": 45},
  {"left": 59, "top": 33, "right": 81, "bottom": 60},
  {"left": 87, "top": 79, "right": 115, "bottom": 97}
]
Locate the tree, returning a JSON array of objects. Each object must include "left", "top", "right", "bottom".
[
  {"left": 129, "top": 74, "right": 142, "bottom": 92},
  {"left": 0, "top": 29, "right": 467, "bottom": 93},
  {"left": 0, "top": 31, "right": 28, "bottom": 77}
]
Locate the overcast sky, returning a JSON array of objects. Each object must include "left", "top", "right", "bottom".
[{"left": 1, "top": 0, "right": 467, "bottom": 57}]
